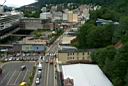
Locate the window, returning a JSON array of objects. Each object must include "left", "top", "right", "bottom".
[
  {"left": 83, "top": 52, "right": 84, "bottom": 55},
  {"left": 72, "top": 53, "right": 74, "bottom": 55},
  {"left": 67, "top": 53, "right": 70, "bottom": 56},
  {"left": 83, "top": 57, "right": 84, "bottom": 60},
  {"left": 67, "top": 57, "right": 69, "bottom": 60},
  {"left": 87, "top": 52, "right": 90, "bottom": 55},
  {"left": 77, "top": 52, "right": 79, "bottom": 55},
  {"left": 72, "top": 57, "right": 74, "bottom": 59}
]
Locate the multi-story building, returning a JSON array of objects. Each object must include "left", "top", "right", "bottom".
[
  {"left": 20, "top": 18, "right": 54, "bottom": 30},
  {"left": 68, "top": 11, "right": 73, "bottom": 22},
  {"left": 40, "top": 12, "right": 52, "bottom": 19},
  {"left": 58, "top": 49, "right": 93, "bottom": 63}
]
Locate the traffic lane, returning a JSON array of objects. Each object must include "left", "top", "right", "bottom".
[
  {"left": 48, "top": 64, "right": 54, "bottom": 86},
  {"left": 35, "top": 62, "right": 47, "bottom": 86},
  {"left": 42, "top": 62, "right": 49, "bottom": 86},
  {"left": 0, "top": 62, "right": 34, "bottom": 86}
]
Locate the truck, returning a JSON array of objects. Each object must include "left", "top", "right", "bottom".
[{"left": 37, "top": 63, "right": 42, "bottom": 70}]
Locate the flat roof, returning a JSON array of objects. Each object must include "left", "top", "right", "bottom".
[
  {"left": 61, "top": 36, "right": 76, "bottom": 44},
  {"left": 62, "top": 64, "right": 113, "bottom": 86}
]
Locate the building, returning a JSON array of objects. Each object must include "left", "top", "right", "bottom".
[
  {"left": 63, "top": 13, "right": 68, "bottom": 21},
  {"left": 68, "top": 11, "right": 73, "bottom": 22},
  {"left": 20, "top": 37, "right": 48, "bottom": 45},
  {"left": 58, "top": 49, "right": 92, "bottom": 63},
  {"left": 60, "top": 36, "right": 76, "bottom": 45},
  {"left": 96, "top": 18, "right": 119, "bottom": 26},
  {"left": 62, "top": 64, "right": 113, "bottom": 86},
  {"left": 13, "top": 44, "right": 46, "bottom": 53},
  {"left": 72, "top": 14, "right": 78, "bottom": 23},
  {"left": 0, "top": 5, "right": 4, "bottom": 14},
  {"left": 64, "top": 78, "right": 74, "bottom": 86},
  {"left": 40, "top": 12, "right": 52, "bottom": 19},
  {"left": 13, "top": 37, "right": 47, "bottom": 53},
  {"left": 52, "top": 11, "right": 63, "bottom": 21},
  {"left": 20, "top": 18, "right": 54, "bottom": 30}
]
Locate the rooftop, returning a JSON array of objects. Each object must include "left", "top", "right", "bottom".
[
  {"left": 62, "top": 64, "right": 113, "bottom": 86},
  {"left": 61, "top": 36, "right": 76, "bottom": 45}
]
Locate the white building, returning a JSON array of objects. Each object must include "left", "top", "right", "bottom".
[
  {"left": 62, "top": 64, "right": 113, "bottom": 86},
  {"left": 40, "top": 12, "right": 52, "bottom": 19},
  {"left": 63, "top": 13, "right": 68, "bottom": 21},
  {"left": 0, "top": 5, "right": 4, "bottom": 14}
]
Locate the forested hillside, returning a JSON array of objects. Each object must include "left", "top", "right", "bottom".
[{"left": 76, "top": 0, "right": 128, "bottom": 86}]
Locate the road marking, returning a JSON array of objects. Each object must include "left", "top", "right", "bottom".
[
  {"left": 13, "top": 71, "right": 22, "bottom": 85},
  {"left": 7, "top": 70, "right": 16, "bottom": 85},
  {"left": 0, "top": 72, "right": 9, "bottom": 84},
  {"left": 54, "top": 63, "right": 55, "bottom": 86},
  {"left": 22, "top": 69, "right": 28, "bottom": 81},
  {"left": 43, "top": 63, "right": 48, "bottom": 86},
  {"left": 46, "top": 63, "right": 50, "bottom": 86}
]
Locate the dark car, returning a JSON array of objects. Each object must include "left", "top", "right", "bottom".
[
  {"left": 0, "top": 68, "right": 2, "bottom": 74},
  {"left": 21, "top": 65, "right": 26, "bottom": 71}
]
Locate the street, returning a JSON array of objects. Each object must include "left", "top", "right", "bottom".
[{"left": 0, "top": 61, "right": 35, "bottom": 86}]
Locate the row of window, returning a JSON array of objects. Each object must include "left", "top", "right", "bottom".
[
  {"left": 67, "top": 52, "right": 90, "bottom": 56},
  {"left": 67, "top": 57, "right": 85, "bottom": 60}
]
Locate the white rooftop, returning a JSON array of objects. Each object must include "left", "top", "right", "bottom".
[{"left": 62, "top": 64, "right": 113, "bottom": 86}]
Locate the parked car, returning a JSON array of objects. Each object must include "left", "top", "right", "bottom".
[
  {"left": 35, "top": 78, "right": 40, "bottom": 84},
  {"left": 4, "top": 58, "right": 8, "bottom": 61},
  {"left": 21, "top": 65, "right": 26, "bottom": 71},
  {"left": 9, "top": 57, "right": 13, "bottom": 61},
  {"left": 16, "top": 58, "right": 20, "bottom": 61},
  {"left": 37, "top": 72, "right": 41, "bottom": 79}
]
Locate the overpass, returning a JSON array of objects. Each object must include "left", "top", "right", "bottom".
[{"left": 0, "top": 28, "right": 21, "bottom": 40}]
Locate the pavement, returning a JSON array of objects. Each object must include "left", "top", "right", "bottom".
[
  {"left": 32, "top": 28, "right": 70, "bottom": 86},
  {"left": 0, "top": 61, "right": 35, "bottom": 86}
]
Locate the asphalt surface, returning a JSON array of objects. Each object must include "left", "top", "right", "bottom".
[
  {"left": 0, "top": 55, "right": 39, "bottom": 62},
  {"left": 0, "top": 61, "right": 35, "bottom": 86}
]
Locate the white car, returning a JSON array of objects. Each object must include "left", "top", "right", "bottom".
[
  {"left": 16, "top": 58, "right": 19, "bottom": 61},
  {"left": 4, "top": 58, "right": 8, "bottom": 61},
  {"left": 35, "top": 78, "right": 40, "bottom": 84},
  {"left": 9, "top": 57, "right": 13, "bottom": 61}
]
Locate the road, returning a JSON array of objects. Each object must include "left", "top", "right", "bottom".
[
  {"left": 35, "top": 29, "right": 70, "bottom": 86},
  {"left": 0, "top": 61, "right": 35, "bottom": 86}
]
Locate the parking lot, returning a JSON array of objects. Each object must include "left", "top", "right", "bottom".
[
  {"left": 0, "top": 62, "right": 35, "bottom": 86},
  {"left": 0, "top": 55, "right": 39, "bottom": 62}
]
